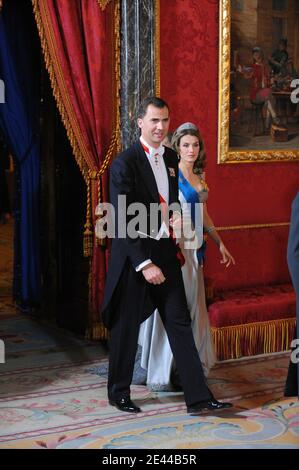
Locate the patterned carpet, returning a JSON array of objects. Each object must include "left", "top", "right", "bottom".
[
  {"left": 0, "top": 220, "right": 298, "bottom": 449},
  {"left": 0, "top": 339, "right": 298, "bottom": 449}
]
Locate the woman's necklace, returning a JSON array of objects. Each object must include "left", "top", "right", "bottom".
[{"left": 180, "top": 165, "right": 209, "bottom": 192}]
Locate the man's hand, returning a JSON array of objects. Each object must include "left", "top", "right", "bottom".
[{"left": 142, "top": 263, "right": 166, "bottom": 284}]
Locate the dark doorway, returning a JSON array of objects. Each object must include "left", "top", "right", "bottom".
[{"left": 40, "top": 71, "right": 89, "bottom": 335}]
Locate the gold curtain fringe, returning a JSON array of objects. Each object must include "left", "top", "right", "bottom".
[
  {"left": 86, "top": 321, "right": 109, "bottom": 340},
  {"left": 211, "top": 317, "right": 296, "bottom": 361},
  {"left": 83, "top": 227, "right": 93, "bottom": 257},
  {"left": 97, "top": 0, "right": 112, "bottom": 11}
]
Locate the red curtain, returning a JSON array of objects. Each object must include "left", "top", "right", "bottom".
[{"left": 33, "top": 0, "right": 120, "bottom": 339}]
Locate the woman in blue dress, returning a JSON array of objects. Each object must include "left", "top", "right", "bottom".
[{"left": 138, "top": 122, "right": 235, "bottom": 391}]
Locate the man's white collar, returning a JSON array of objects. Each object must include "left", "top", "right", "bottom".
[{"left": 140, "top": 136, "right": 165, "bottom": 158}]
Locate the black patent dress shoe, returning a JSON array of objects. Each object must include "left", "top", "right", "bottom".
[
  {"left": 284, "top": 387, "right": 299, "bottom": 397},
  {"left": 187, "top": 398, "right": 233, "bottom": 415},
  {"left": 109, "top": 397, "right": 142, "bottom": 413}
]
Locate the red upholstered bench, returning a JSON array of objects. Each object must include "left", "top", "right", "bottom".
[{"left": 208, "top": 283, "right": 296, "bottom": 360}]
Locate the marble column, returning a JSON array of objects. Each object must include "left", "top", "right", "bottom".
[{"left": 120, "top": 0, "right": 158, "bottom": 148}]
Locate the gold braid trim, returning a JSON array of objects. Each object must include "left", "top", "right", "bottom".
[
  {"left": 211, "top": 317, "right": 296, "bottom": 361},
  {"left": 87, "top": 321, "right": 109, "bottom": 342},
  {"left": 32, "top": 0, "right": 119, "bottom": 258},
  {"left": 89, "top": 128, "right": 118, "bottom": 251},
  {"left": 88, "top": 132, "right": 118, "bottom": 181},
  {"left": 216, "top": 222, "right": 290, "bottom": 232},
  {"left": 114, "top": 0, "right": 121, "bottom": 153},
  {"left": 154, "top": 0, "right": 160, "bottom": 97}
]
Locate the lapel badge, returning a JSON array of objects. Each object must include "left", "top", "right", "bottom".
[{"left": 168, "top": 167, "right": 176, "bottom": 177}]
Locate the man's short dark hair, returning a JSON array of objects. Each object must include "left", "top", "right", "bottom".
[{"left": 138, "top": 96, "right": 169, "bottom": 118}]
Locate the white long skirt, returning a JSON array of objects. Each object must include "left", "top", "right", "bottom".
[{"left": 138, "top": 245, "right": 216, "bottom": 391}]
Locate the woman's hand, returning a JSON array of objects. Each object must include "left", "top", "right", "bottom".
[
  {"left": 219, "top": 242, "right": 235, "bottom": 268},
  {"left": 170, "top": 211, "right": 183, "bottom": 238}
]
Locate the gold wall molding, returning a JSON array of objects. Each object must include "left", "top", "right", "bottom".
[
  {"left": 216, "top": 222, "right": 290, "bottom": 232},
  {"left": 218, "top": 0, "right": 299, "bottom": 163},
  {"left": 154, "top": 0, "right": 160, "bottom": 97}
]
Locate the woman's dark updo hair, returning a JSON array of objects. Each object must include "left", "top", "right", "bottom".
[{"left": 171, "top": 122, "right": 206, "bottom": 175}]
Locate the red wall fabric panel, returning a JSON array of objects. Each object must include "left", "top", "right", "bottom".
[{"left": 205, "top": 226, "right": 290, "bottom": 290}]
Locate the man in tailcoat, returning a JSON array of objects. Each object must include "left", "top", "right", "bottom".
[{"left": 102, "top": 97, "right": 232, "bottom": 414}]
